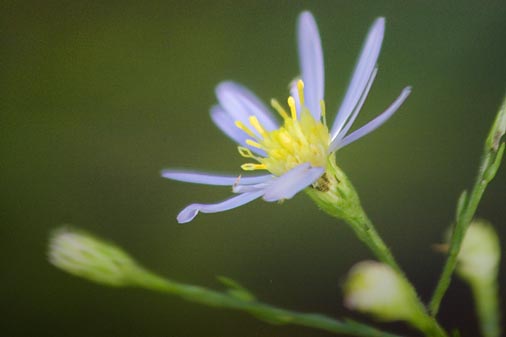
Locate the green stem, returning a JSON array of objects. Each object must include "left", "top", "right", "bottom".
[
  {"left": 306, "top": 159, "right": 448, "bottom": 337},
  {"left": 471, "top": 280, "right": 501, "bottom": 337},
  {"left": 428, "top": 179, "right": 487, "bottom": 315},
  {"left": 429, "top": 95, "right": 506, "bottom": 316},
  {"left": 340, "top": 206, "right": 447, "bottom": 337},
  {"left": 344, "top": 208, "right": 401, "bottom": 273},
  {"left": 132, "top": 268, "right": 407, "bottom": 337},
  {"left": 305, "top": 157, "right": 401, "bottom": 272},
  {"left": 49, "top": 226, "right": 410, "bottom": 337}
]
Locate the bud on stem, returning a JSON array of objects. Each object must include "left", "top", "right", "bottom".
[
  {"left": 49, "top": 227, "right": 147, "bottom": 287},
  {"left": 344, "top": 261, "right": 445, "bottom": 336},
  {"left": 307, "top": 156, "right": 448, "bottom": 337}
]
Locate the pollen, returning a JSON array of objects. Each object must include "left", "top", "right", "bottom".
[{"left": 236, "top": 80, "right": 330, "bottom": 176}]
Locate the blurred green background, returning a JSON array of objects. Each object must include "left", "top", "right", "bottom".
[{"left": 1, "top": 1, "right": 505, "bottom": 336}]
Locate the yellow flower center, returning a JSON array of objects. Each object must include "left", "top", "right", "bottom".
[{"left": 235, "top": 80, "right": 330, "bottom": 176}]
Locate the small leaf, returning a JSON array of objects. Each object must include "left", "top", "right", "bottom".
[
  {"left": 486, "top": 94, "right": 506, "bottom": 152},
  {"left": 217, "top": 276, "right": 256, "bottom": 302},
  {"left": 483, "top": 142, "right": 505, "bottom": 182}
]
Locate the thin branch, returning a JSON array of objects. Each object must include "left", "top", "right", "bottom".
[{"left": 429, "top": 94, "right": 506, "bottom": 315}]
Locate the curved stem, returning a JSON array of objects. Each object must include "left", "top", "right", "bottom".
[
  {"left": 344, "top": 208, "right": 401, "bottom": 273},
  {"left": 306, "top": 157, "right": 448, "bottom": 337},
  {"left": 133, "top": 269, "right": 408, "bottom": 337},
  {"left": 429, "top": 95, "right": 506, "bottom": 316},
  {"left": 342, "top": 209, "right": 448, "bottom": 337}
]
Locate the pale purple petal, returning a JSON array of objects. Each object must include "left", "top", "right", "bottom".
[
  {"left": 161, "top": 170, "right": 271, "bottom": 186},
  {"left": 233, "top": 182, "right": 270, "bottom": 193},
  {"left": 263, "top": 163, "right": 325, "bottom": 202},
  {"left": 177, "top": 190, "right": 265, "bottom": 223},
  {"left": 297, "top": 11, "right": 324, "bottom": 120},
  {"left": 331, "top": 67, "right": 378, "bottom": 143},
  {"left": 331, "top": 86, "right": 412, "bottom": 151},
  {"left": 210, "top": 105, "right": 248, "bottom": 144},
  {"left": 210, "top": 105, "right": 266, "bottom": 156},
  {"left": 331, "top": 17, "right": 385, "bottom": 137},
  {"left": 216, "top": 82, "right": 278, "bottom": 133}
]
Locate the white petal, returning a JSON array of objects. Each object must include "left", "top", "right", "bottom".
[
  {"left": 210, "top": 105, "right": 266, "bottom": 156},
  {"left": 331, "top": 86, "right": 411, "bottom": 151},
  {"left": 297, "top": 11, "right": 324, "bottom": 120},
  {"left": 331, "top": 17, "right": 385, "bottom": 138},
  {"left": 161, "top": 170, "right": 271, "bottom": 186},
  {"left": 216, "top": 81, "right": 278, "bottom": 133},
  {"left": 263, "top": 163, "right": 324, "bottom": 202},
  {"left": 176, "top": 190, "right": 265, "bottom": 223}
]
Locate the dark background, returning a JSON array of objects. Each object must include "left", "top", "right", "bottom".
[{"left": 1, "top": 1, "right": 505, "bottom": 336}]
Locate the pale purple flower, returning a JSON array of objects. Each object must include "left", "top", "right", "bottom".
[{"left": 162, "top": 11, "right": 411, "bottom": 223}]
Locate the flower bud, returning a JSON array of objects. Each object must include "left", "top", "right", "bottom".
[
  {"left": 456, "top": 220, "right": 500, "bottom": 284},
  {"left": 48, "top": 227, "right": 142, "bottom": 287},
  {"left": 343, "top": 261, "right": 425, "bottom": 323},
  {"left": 453, "top": 220, "right": 501, "bottom": 337}
]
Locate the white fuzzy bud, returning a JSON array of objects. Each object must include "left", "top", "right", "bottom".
[
  {"left": 49, "top": 227, "right": 141, "bottom": 287},
  {"left": 456, "top": 220, "right": 500, "bottom": 284},
  {"left": 344, "top": 261, "right": 424, "bottom": 323}
]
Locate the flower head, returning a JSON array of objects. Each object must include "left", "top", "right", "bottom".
[{"left": 163, "top": 12, "right": 411, "bottom": 223}]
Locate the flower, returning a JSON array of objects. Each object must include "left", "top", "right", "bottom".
[{"left": 162, "top": 11, "right": 411, "bottom": 223}]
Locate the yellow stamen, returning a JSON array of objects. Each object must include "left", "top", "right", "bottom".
[
  {"left": 287, "top": 96, "right": 297, "bottom": 120},
  {"left": 271, "top": 98, "right": 290, "bottom": 120},
  {"left": 237, "top": 146, "right": 256, "bottom": 159},
  {"left": 297, "top": 80, "right": 305, "bottom": 106},
  {"left": 320, "top": 100, "right": 327, "bottom": 127},
  {"left": 241, "top": 163, "right": 267, "bottom": 171},
  {"left": 235, "top": 120, "right": 256, "bottom": 138},
  {"left": 245, "top": 139, "right": 263, "bottom": 149},
  {"left": 237, "top": 87, "right": 330, "bottom": 176},
  {"left": 248, "top": 116, "right": 267, "bottom": 137}
]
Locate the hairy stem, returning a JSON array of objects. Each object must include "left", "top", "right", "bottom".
[
  {"left": 306, "top": 158, "right": 448, "bottom": 337},
  {"left": 132, "top": 269, "right": 407, "bottom": 337},
  {"left": 429, "top": 95, "right": 506, "bottom": 315}
]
